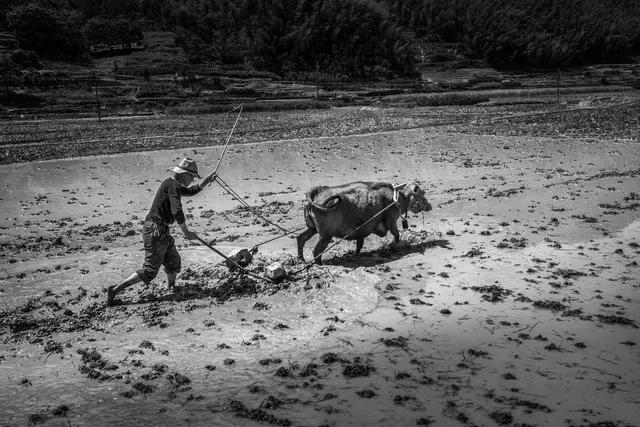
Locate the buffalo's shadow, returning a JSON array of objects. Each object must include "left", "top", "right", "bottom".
[{"left": 324, "top": 239, "right": 452, "bottom": 268}]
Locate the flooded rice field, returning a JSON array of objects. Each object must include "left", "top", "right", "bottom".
[{"left": 1, "top": 108, "right": 639, "bottom": 425}]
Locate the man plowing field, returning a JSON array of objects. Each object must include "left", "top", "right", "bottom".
[{"left": 107, "top": 158, "right": 216, "bottom": 306}]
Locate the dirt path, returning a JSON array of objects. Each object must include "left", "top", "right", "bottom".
[{"left": 1, "top": 126, "right": 639, "bottom": 426}]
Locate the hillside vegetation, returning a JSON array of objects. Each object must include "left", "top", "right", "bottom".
[{"left": 1, "top": 0, "right": 639, "bottom": 80}]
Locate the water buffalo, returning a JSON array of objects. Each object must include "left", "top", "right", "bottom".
[{"left": 297, "top": 181, "right": 432, "bottom": 264}]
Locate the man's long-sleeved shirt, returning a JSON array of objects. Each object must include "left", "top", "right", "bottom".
[{"left": 145, "top": 177, "right": 202, "bottom": 225}]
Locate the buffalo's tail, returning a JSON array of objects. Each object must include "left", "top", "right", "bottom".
[{"left": 306, "top": 187, "right": 342, "bottom": 213}]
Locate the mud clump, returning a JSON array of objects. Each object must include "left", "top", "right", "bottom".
[
  {"left": 380, "top": 336, "right": 408, "bottom": 348},
  {"left": 496, "top": 237, "right": 527, "bottom": 249},
  {"left": 596, "top": 315, "right": 638, "bottom": 328},
  {"left": 554, "top": 269, "right": 586, "bottom": 279},
  {"left": 462, "top": 247, "right": 483, "bottom": 257},
  {"left": 167, "top": 372, "right": 191, "bottom": 387},
  {"left": 356, "top": 389, "right": 377, "bottom": 398},
  {"left": 51, "top": 405, "right": 69, "bottom": 417},
  {"left": 258, "top": 358, "right": 282, "bottom": 366},
  {"left": 44, "top": 340, "right": 63, "bottom": 354},
  {"left": 532, "top": 300, "right": 567, "bottom": 311},
  {"left": 468, "top": 349, "right": 490, "bottom": 358},
  {"left": 508, "top": 398, "right": 552, "bottom": 413},
  {"left": 299, "top": 363, "right": 319, "bottom": 377},
  {"left": 228, "top": 400, "right": 291, "bottom": 426},
  {"left": 141, "top": 304, "right": 172, "bottom": 328},
  {"left": 260, "top": 395, "right": 284, "bottom": 409},
  {"left": 343, "top": 360, "right": 373, "bottom": 378},
  {"left": 28, "top": 413, "right": 48, "bottom": 424},
  {"left": 274, "top": 367, "right": 292, "bottom": 378},
  {"left": 470, "top": 285, "right": 512, "bottom": 302},
  {"left": 544, "top": 343, "right": 562, "bottom": 351},
  {"left": 321, "top": 352, "right": 343, "bottom": 364},
  {"left": 77, "top": 348, "right": 117, "bottom": 381},
  {"left": 142, "top": 363, "right": 168, "bottom": 380},
  {"left": 6, "top": 315, "right": 40, "bottom": 333},
  {"left": 489, "top": 411, "right": 513, "bottom": 425},
  {"left": 132, "top": 382, "right": 155, "bottom": 394},
  {"left": 274, "top": 322, "right": 290, "bottom": 330},
  {"left": 139, "top": 340, "right": 155, "bottom": 350}
]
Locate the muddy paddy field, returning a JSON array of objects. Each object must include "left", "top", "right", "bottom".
[{"left": 1, "top": 96, "right": 639, "bottom": 426}]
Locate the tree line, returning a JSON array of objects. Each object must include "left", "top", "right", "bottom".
[
  {"left": 1, "top": 0, "right": 639, "bottom": 78},
  {"left": 381, "top": 0, "right": 640, "bottom": 67}
]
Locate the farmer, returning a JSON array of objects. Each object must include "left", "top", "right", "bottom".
[{"left": 107, "top": 158, "right": 216, "bottom": 306}]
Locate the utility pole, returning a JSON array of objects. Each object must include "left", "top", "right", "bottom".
[
  {"left": 556, "top": 68, "right": 560, "bottom": 105},
  {"left": 315, "top": 60, "right": 319, "bottom": 100},
  {"left": 94, "top": 72, "right": 101, "bottom": 122}
]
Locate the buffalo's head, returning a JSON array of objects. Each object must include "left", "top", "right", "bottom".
[{"left": 405, "top": 183, "right": 432, "bottom": 214}]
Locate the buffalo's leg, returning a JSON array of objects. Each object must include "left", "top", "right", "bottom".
[
  {"left": 313, "top": 236, "right": 332, "bottom": 265},
  {"left": 388, "top": 220, "right": 400, "bottom": 244},
  {"left": 355, "top": 238, "right": 364, "bottom": 254},
  {"left": 297, "top": 228, "right": 317, "bottom": 261}
]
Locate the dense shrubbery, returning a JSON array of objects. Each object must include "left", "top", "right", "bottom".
[
  {"left": 10, "top": 49, "right": 41, "bottom": 69},
  {"left": 139, "top": 0, "right": 416, "bottom": 79},
  {"left": 7, "top": 4, "right": 85, "bottom": 59},
  {"left": 83, "top": 17, "right": 143, "bottom": 48},
  {"left": 1, "top": 0, "right": 639, "bottom": 74},
  {"left": 381, "top": 0, "right": 640, "bottom": 67}
]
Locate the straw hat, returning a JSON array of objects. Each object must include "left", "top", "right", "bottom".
[{"left": 172, "top": 158, "right": 201, "bottom": 178}]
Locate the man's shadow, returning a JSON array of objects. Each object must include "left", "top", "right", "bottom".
[
  {"left": 324, "top": 239, "right": 452, "bottom": 268},
  {"left": 124, "top": 272, "right": 260, "bottom": 306}
]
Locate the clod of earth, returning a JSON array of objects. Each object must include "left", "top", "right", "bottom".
[
  {"left": 470, "top": 285, "right": 513, "bottom": 302},
  {"left": 321, "top": 352, "right": 342, "bottom": 364},
  {"left": 77, "top": 348, "right": 116, "bottom": 381},
  {"left": 51, "top": 405, "right": 69, "bottom": 417},
  {"left": 380, "top": 336, "right": 408, "bottom": 348},
  {"left": 167, "top": 372, "right": 191, "bottom": 387},
  {"left": 489, "top": 411, "right": 513, "bottom": 425},
  {"left": 260, "top": 395, "right": 284, "bottom": 409},
  {"left": 259, "top": 358, "right": 282, "bottom": 366},
  {"left": 462, "top": 247, "right": 483, "bottom": 257},
  {"left": 596, "top": 314, "right": 638, "bottom": 328},
  {"left": 132, "top": 382, "right": 154, "bottom": 394},
  {"left": 554, "top": 269, "right": 587, "bottom": 279},
  {"left": 299, "top": 363, "right": 319, "bottom": 377},
  {"left": 544, "top": 343, "right": 562, "bottom": 351},
  {"left": 44, "top": 340, "right": 63, "bottom": 354},
  {"left": 139, "top": 340, "right": 155, "bottom": 350},
  {"left": 468, "top": 349, "right": 490, "bottom": 358},
  {"left": 274, "top": 367, "right": 292, "bottom": 377},
  {"left": 356, "top": 389, "right": 377, "bottom": 398},
  {"left": 343, "top": 362, "right": 373, "bottom": 378},
  {"left": 532, "top": 300, "right": 567, "bottom": 311},
  {"left": 228, "top": 400, "right": 292, "bottom": 426}
]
